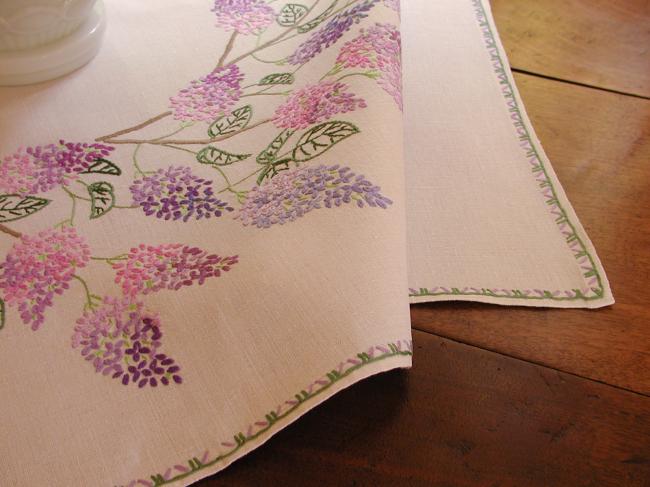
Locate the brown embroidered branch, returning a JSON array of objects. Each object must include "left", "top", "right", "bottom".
[
  {"left": 216, "top": 31, "right": 238, "bottom": 69},
  {"left": 0, "top": 224, "right": 21, "bottom": 239},
  {"left": 95, "top": 111, "right": 172, "bottom": 143},
  {"left": 102, "top": 118, "right": 272, "bottom": 146}
]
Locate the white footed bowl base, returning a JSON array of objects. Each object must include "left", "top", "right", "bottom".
[{"left": 0, "top": 1, "right": 105, "bottom": 86}]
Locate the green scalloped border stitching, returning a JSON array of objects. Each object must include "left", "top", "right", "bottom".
[
  {"left": 122, "top": 340, "right": 412, "bottom": 487},
  {"left": 409, "top": 0, "right": 605, "bottom": 303}
]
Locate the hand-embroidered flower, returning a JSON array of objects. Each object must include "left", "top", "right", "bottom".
[
  {"left": 272, "top": 81, "right": 366, "bottom": 130},
  {"left": 335, "top": 23, "right": 402, "bottom": 109},
  {"left": 211, "top": 0, "right": 275, "bottom": 35},
  {"left": 169, "top": 65, "right": 244, "bottom": 122},
  {"left": 0, "top": 227, "right": 90, "bottom": 330},
  {"left": 0, "top": 141, "right": 114, "bottom": 196},
  {"left": 130, "top": 166, "right": 234, "bottom": 222},
  {"left": 72, "top": 297, "right": 182, "bottom": 387},
  {"left": 112, "top": 243, "right": 239, "bottom": 297},
  {"left": 236, "top": 164, "right": 392, "bottom": 228},
  {"left": 383, "top": 0, "right": 400, "bottom": 14},
  {"left": 287, "top": 0, "right": 378, "bottom": 66}
]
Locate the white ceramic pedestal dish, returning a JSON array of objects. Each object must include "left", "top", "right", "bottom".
[{"left": 0, "top": 0, "right": 106, "bottom": 86}]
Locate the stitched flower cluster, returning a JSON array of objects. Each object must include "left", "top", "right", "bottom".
[
  {"left": 237, "top": 164, "right": 392, "bottom": 228},
  {"left": 169, "top": 64, "right": 244, "bottom": 122},
  {"left": 0, "top": 227, "right": 90, "bottom": 330},
  {"left": 130, "top": 165, "right": 234, "bottom": 222},
  {"left": 272, "top": 81, "right": 366, "bottom": 130},
  {"left": 72, "top": 297, "right": 182, "bottom": 387},
  {"left": 383, "top": 0, "right": 400, "bottom": 14},
  {"left": 112, "top": 243, "right": 239, "bottom": 297},
  {"left": 0, "top": 141, "right": 114, "bottom": 196},
  {"left": 335, "top": 23, "right": 402, "bottom": 109},
  {"left": 211, "top": 0, "right": 275, "bottom": 35},
  {"left": 287, "top": 0, "right": 378, "bottom": 66}
]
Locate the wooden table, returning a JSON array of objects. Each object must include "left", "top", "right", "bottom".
[{"left": 200, "top": 2, "right": 650, "bottom": 485}]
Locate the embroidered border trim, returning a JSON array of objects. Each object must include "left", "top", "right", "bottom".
[
  {"left": 122, "top": 339, "right": 412, "bottom": 486},
  {"left": 409, "top": 0, "right": 605, "bottom": 303}
]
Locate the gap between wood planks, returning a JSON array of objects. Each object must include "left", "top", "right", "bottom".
[
  {"left": 511, "top": 67, "right": 650, "bottom": 101},
  {"left": 411, "top": 325, "right": 650, "bottom": 400}
]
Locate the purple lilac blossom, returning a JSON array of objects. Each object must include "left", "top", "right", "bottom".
[
  {"left": 112, "top": 243, "right": 239, "bottom": 298},
  {"left": 286, "top": 0, "right": 379, "bottom": 66},
  {"left": 0, "top": 141, "right": 114, "bottom": 196},
  {"left": 130, "top": 166, "right": 233, "bottom": 222},
  {"left": 72, "top": 297, "right": 182, "bottom": 387},
  {"left": 211, "top": 0, "right": 275, "bottom": 35},
  {"left": 335, "top": 23, "right": 402, "bottom": 109},
  {"left": 0, "top": 227, "right": 91, "bottom": 330},
  {"left": 236, "top": 164, "right": 392, "bottom": 228},
  {"left": 272, "top": 81, "right": 366, "bottom": 130},
  {"left": 169, "top": 65, "right": 244, "bottom": 122}
]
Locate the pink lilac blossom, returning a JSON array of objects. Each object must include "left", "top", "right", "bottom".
[
  {"left": 169, "top": 65, "right": 244, "bottom": 122},
  {"left": 0, "top": 141, "right": 114, "bottom": 196},
  {"left": 287, "top": 0, "right": 378, "bottom": 66},
  {"left": 383, "top": 0, "right": 400, "bottom": 14},
  {"left": 272, "top": 81, "right": 366, "bottom": 130},
  {"left": 0, "top": 227, "right": 90, "bottom": 330},
  {"left": 236, "top": 164, "right": 392, "bottom": 228},
  {"left": 112, "top": 243, "right": 239, "bottom": 298},
  {"left": 335, "top": 23, "right": 402, "bottom": 109},
  {"left": 211, "top": 0, "right": 275, "bottom": 35},
  {"left": 130, "top": 166, "right": 234, "bottom": 222},
  {"left": 72, "top": 297, "right": 182, "bottom": 387}
]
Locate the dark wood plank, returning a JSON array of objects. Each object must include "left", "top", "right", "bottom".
[
  {"left": 491, "top": 0, "right": 650, "bottom": 98},
  {"left": 199, "top": 330, "right": 650, "bottom": 486},
  {"left": 413, "top": 73, "right": 650, "bottom": 395}
]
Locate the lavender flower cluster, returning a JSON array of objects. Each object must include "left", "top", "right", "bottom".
[
  {"left": 287, "top": 0, "right": 378, "bottom": 66},
  {"left": 272, "top": 81, "right": 366, "bottom": 130},
  {"left": 112, "top": 243, "right": 239, "bottom": 297},
  {"left": 169, "top": 65, "right": 244, "bottom": 122},
  {"left": 72, "top": 297, "right": 182, "bottom": 387},
  {"left": 211, "top": 0, "right": 275, "bottom": 35},
  {"left": 0, "top": 227, "right": 90, "bottom": 330},
  {"left": 130, "top": 166, "right": 233, "bottom": 222},
  {"left": 0, "top": 141, "right": 114, "bottom": 196},
  {"left": 237, "top": 164, "right": 392, "bottom": 228}
]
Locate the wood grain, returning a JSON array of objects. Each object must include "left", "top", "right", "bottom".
[
  {"left": 412, "top": 72, "right": 650, "bottom": 395},
  {"left": 491, "top": 0, "right": 650, "bottom": 98},
  {"left": 199, "top": 331, "right": 650, "bottom": 487}
]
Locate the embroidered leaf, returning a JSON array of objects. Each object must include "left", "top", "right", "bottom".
[
  {"left": 88, "top": 182, "right": 115, "bottom": 219},
  {"left": 197, "top": 146, "right": 251, "bottom": 166},
  {"left": 297, "top": 0, "right": 338, "bottom": 33},
  {"left": 256, "top": 128, "right": 295, "bottom": 165},
  {"left": 277, "top": 4, "right": 309, "bottom": 26},
  {"left": 258, "top": 72, "right": 295, "bottom": 86},
  {"left": 79, "top": 158, "right": 121, "bottom": 176},
  {"left": 291, "top": 121, "right": 359, "bottom": 162},
  {"left": 208, "top": 105, "right": 252, "bottom": 138},
  {"left": 256, "top": 158, "right": 293, "bottom": 184},
  {"left": 0, "top": 194, "right": 50, "bottom": 223},
  {"left": 0, "top": 298, "right": 4, "bottom": 331}
]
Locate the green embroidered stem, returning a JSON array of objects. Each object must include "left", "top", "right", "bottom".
[
  {"left": 334, "top": 71, "right": 379, "bottom": 83},
  {"left": 72, "top": 275, "right": 101, "bottom": 311},
  {"left": 90, "top": 254, "right": 128, "bottom": 265},
  {"left": 217, "top": 168, "right": 263, "bottom": 195},
  {"left": 240, "top": 90, "right": 291, "bottom": 98},
  {"left": 54, "top": 186, "right": 79, "bottom": 228},
  {"left": 0, "top": 223, "right": 21, "bottom": 238}
]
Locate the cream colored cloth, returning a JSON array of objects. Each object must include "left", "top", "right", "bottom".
[{"left": 0, "top": 0, "right": 611, "bottom": 485}]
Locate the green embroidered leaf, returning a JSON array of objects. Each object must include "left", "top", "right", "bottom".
[
  {"left": 291, "top": 121, "right": 359, "bottom": 162},
  {"left": 277, "top": 4, "right": 309, "bottom": 26},
  {"left": 197, "top": 146, "right": 251, "bottom": 166},
  {"left": 88, "top": 182, "right": 115, "bottom": 219},
  {"left": 297, "top": 0, "right": 338, "bottom": 33},
  {"left": 0, "top": 297, "right": 5, "bottom": 331},
  {"left": 0, "top": 194, "right": 50, "bottom": 223},
  {"left": 79, "top": 158, "right": 121, "bottom": 176},
  {"left": 256, "top": 128, "right": 295, "bottom": 165},
  {"left": 258, "top": 72, "right": 295, "bottom": 86},
  {"left": 256, "top": 159, "right": 293, "bottom": 184},
  {"left": 208, "top": 105, "right": 253, "bottom": 138}
]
